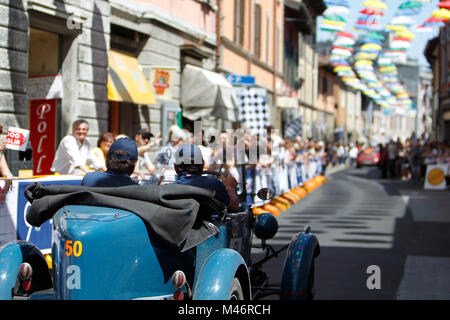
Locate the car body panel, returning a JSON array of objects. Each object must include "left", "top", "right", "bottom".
[
  {"left": 0, "top": 242, "right": 22, "bottom": 300},
  {"left": 52, "top": 205, "right": 192, "bottom": 299},
  {"left": 193, "top": 248, "right": 249, "bottom": 300},
  {"left": 280, "top": 231, "right": 319, "bottom": 300}
]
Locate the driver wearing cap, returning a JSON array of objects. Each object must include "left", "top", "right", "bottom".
[
  {"left": 81, "top": 137, "right": 139, "bottom": 187},
  {"left": 173, "top": 143, "right": 239, "bottom": 212}
]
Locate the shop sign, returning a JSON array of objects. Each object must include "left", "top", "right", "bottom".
[
  {"left": 150, "top": 66, "right": 176, "bottom": 100},
  {"left": 5, "top": 127, "right": 30, "bottom": 152},
  {"left": 29, "top": 99, "right": 57, "bottom": 175},
  {"left": 225, "top": 74, "right": 255, "bottom": 85}
]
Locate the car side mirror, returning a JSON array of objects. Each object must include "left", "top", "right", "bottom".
[{"left": 256, "top": 188, "right": 274, "bottom": 201}]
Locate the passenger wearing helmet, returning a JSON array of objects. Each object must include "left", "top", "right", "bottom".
[{"left": 173, "top": 143, "right": 239, "bottom": 212}]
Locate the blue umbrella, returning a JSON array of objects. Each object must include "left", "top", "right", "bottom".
[
  {"left": 331, "top": 59, "right": 351, "bottom": 66},
  {"left": 361, "top": 38, "right": 383, "bottom": 45},
  {"left": 395, "top": 7, "right": 421, "bottom": 16},
  {"left": 358, "top": 49, "right": 382, "bottom": 54},
  {"left": 325, "top": 0, "right": 350, "bottom": 7}
]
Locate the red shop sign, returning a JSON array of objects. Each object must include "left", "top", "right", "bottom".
[{"left": 29, "top": 99, "right": 57, "bottom": 175}]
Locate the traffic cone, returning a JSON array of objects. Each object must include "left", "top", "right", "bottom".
[
  {"left": 262, "top": 203, "right": 280, "bottom": 216},
  {"left": 252, "top": 206, "right": 267, "bottom": 215},
  {"left": 282, "top": 192, "right": 298, "bottom": 204},
  {"left": 272, "top": 196, "right": 290, "bottom": 209},
  {"left": 291, "top": 187, "right": 306, "bottom": 199}
]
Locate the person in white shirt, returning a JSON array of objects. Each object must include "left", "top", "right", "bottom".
[
  {"left": 50, "top": 119, "right": 92, "bottom": 175},
  {"left": 349, "top": 143, "right": 359, "bottom": 167}
]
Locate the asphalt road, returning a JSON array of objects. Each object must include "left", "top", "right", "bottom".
[{"left": 252, "top": 166, "right": 450, "bottom": 300}]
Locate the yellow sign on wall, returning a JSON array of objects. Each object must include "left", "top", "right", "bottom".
[{"left": 149, "top": 66, "right": 176, "bottom": 100}]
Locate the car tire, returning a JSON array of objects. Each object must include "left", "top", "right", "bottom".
[{"left": 229, "top": 277, "right": 244, "bottom": 300}]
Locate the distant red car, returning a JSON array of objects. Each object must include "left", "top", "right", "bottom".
[{"left": 356, "top": 147, "right": 380, "bottom": 168}]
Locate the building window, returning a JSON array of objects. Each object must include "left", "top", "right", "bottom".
[
  {"left": 321, "top": 75, "right": 328, "bottom": 94},
  {"left": 234, "top": 0, "right": 245, "bottom": 46},
  {"left": 29, "top": 28, "right": 60, "bottom": 77},
  {"left": 254, "top": 3, "right": 261, "bottom": 58}
]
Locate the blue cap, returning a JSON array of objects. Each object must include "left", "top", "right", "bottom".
[{"left": 108, "top": 137, "right": 138, "bottom": 160}]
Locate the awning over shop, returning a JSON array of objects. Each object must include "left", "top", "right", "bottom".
[
  {"left": 180, "top": 64, "right": 238, "bottom": 122},
  {"left": 107, "top": 49, "right": 157, "bottom": 105}
]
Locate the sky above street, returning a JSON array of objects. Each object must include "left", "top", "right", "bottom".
[{"left": 317, "top": 0, "right": 442, "bottom": 67}]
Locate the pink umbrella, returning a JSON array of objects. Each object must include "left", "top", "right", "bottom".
[
  {"left": 360, "top": 8, "right": 384, "bottom": 15},
  {"left": 426, "top": 16, "right": 448, "bottom": 23},
  {"left": 336, "top": 31, "right": 355, "bottom": 39}
]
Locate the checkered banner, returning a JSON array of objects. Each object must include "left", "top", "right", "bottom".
[
  {"left": 284, "top": 116, "right": 303, "bottom": 140},
  {"left": 234, "top": 86, "right": 270, "bottom": 133}
]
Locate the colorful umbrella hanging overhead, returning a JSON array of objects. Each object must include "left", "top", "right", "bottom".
[
  {"left": 386, "top": 25, "right": 409, "bottom": 32},
  {"left": 365, "top": 31, "right": 385, "bottom": 41},
  {"left": 319, "top": 0, "right": 434, "bottom": 115},
  {"left": 320, "top": 0, "right": 353, "bottom": 34},
  {"left": 432, "top": 8, "right": 450, "bottom": 21},
  {"left": 438, "top": 1, "right": 450, "bottom": 10},
  {"left": 323, "top": 6, "right": 350, "bottom": 16},
  {"left": 324, "top": 0, "right": 350, "bottom": 7},
  {"left": 335, "top": 31, "right": 355, "bottom": 39},
  {"left": 398, "top": 1, "right": 424, "bottom": 10},
  {"left": 390, "top": 15, "right": 415, "bottom": 26},
  {"left": 360, "top": 8, "right": 384, "bottom": 16},
  {"left": 321, "top": 14, "right": 348, "bottom": 32},
  {"left": 362, "top": 0, "right": 388, "bottom": 10},
  {"left": 419, "top": 0, "right": 450, "bottom": 29},
  {"left": 415, "top": 24, "right": 433, "bottom": 32}
]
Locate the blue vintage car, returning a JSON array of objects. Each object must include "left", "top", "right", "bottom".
[{"left": 0, "top": 170, "right": 319, "bottom": 300}]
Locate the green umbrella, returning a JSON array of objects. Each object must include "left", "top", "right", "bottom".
[
  {"left": 324, "top": 15, "right": 347, "bottom": 23},
  {"left": 365, "top": 31, "right": 385, "bottom": 40},
  {"left": 399, "top": 1, "right": 423, "bottom": 9}
]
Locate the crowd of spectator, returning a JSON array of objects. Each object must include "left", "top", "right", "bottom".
[
  {"left": 2, "top": 119, "right": 449, "bottom": 189},
  {"left": 378, "top": 135, "right": 450, "bottom": 184}
]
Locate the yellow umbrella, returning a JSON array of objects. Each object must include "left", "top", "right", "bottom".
[
  {"left": 379, "top": 66, "right": 396, "bottom": 73},
  {"left": 342, "top": 77, "right": 357, "bottom": 83},
  {"left": 361, "top": 43, "right": 382, "bottom": 51},
  {"left": 362, "top": 0, "right": 388, "bottom": 10},
  {"left": 432, "top": 9, "right": 450, "bottom": 20},
  {"left": 364, "top": 89, "right": 377, "bottom": 95},
  {"left": 333, "top": 66, "right": 352, "bottom": 72},
  {"left": 394, "top": 31, "right": 415, "bottom": 39},
  {"left": 355, "top": 53, "right": 378, "bottom": 60},
  {"left": 355, "top": 60, "right": 373, "bottom": 66},
  {"left": 323, "top": 19, "right": 347, "bottom": 27},
  {"left": 386, "top": 25, "right": 408, "bottom": 32}
]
